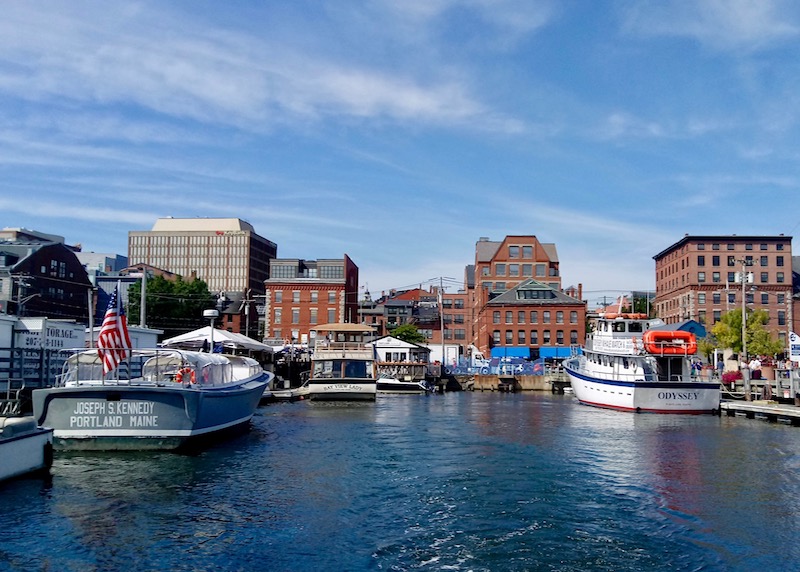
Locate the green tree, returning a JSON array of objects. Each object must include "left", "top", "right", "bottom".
[
  {"left": 127, "top": 275, "right": 216, "bottom": 338},
  {"left": 390, "top": 323, "right": 426, "bottom": 344},
  {"left": 697, "top": 336, "right": 717, "bottom": 362},
  {"left": 710, "top": 308, "right": 784, "bottom": 357}
]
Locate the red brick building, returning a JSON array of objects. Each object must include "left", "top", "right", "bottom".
[
  {"left": 470, "top": 235, "right": 586, "bottom": 358},
  {"left": 263, "top": 255, "right": 359, "bottom": 345},
  {"left": 653, "top": 234, "right": 793, "bottom": 346}
]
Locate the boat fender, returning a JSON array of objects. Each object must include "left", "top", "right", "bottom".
[{"left": 176, "top": 367, "right": 196, "bottom": 384}]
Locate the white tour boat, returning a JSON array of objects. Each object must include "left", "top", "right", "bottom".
[
  {"left": 563, "top": 313, "right": 720, "bottom": 414},
  {"left": 307, "top": 323, "right": 377, "bottom": 401}
]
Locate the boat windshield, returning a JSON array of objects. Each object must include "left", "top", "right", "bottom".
[{"left": 313, "top": 359, "right": 371, "bottom": 379}]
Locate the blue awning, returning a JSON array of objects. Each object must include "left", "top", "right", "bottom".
[
  {"left": 538, "top": 346, "right": 574, "bottom": 358},
  {"left": 490, "top": 347, "right": 531, "bottom": 358}
]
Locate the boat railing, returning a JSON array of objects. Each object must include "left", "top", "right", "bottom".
[
  {"left": 56, "top": 347, "right": 259, "bottom": 388},
  {"left": 0, "top": 378, "right": 25, "bottom": 416}
]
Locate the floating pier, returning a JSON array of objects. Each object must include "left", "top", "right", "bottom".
[{"left": 720, "top": 400, "right": 800, "bottom": 426}]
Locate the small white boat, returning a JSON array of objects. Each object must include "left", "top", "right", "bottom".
[
  {"left": 563, "top": 313, "right": 720, "bottom": 414},
  {"left": 306, "top": 323, "right": 377, "bottom": 401},
  {"left": 1, "top": 383, "right": 53, "bottom": 482},
  {"left": 32, "top": 348, "right": 271, "bottom": 450},
  {"left": 376, "top": 374, "right": 431, "bottom": 395}
]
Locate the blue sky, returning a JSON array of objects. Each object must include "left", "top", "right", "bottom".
[{"left": 2, "top": 1, "right": 799, "bottom": 305}]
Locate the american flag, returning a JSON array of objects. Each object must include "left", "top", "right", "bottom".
[{"left": 97, "top": 283, "right": 133, "bottom": 375}]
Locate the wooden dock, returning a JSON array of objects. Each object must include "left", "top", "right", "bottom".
[{"left": 720, "top": 399, "right": 800, "bottom": 426}]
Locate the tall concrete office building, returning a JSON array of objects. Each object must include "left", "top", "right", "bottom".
[{"left": 128, "top": 218, "right": 276, "bottom": 295}]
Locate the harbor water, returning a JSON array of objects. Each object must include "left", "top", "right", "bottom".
[{"left": 3, "top": 393, "right": 800, "bottom": 571}]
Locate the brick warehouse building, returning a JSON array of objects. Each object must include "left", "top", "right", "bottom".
[
  {"left": 263, "top": 255, "right": 359, "bottom": 345},
  {"left": 470, "top": 235, "right": 586, "bottom": 359},
  {"left": 653, "top": 234, "right": 793, "bottom": 347}
]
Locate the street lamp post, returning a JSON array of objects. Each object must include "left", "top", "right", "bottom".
[{"left": 203, "top": 309, "right": 220, "bottom": 353}]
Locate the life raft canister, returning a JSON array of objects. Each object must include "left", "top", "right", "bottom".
[{"left": 176, "top": 366, "right": 197, "bottom": 384}]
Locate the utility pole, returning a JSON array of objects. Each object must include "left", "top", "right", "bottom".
[{"left": 738, "top": 258, "right": 752, "bottom": 401}]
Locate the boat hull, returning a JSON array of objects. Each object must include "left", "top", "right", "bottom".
[
  {"left": 307, "top": 380, "right": 377, "bottom": 401},
  {"left": 376, "top": 379, "right": 429, "bottom": 395},
  {"left": 0, "top": 417, "right": 53, "bottom": 481},
  {"left": 31, "top": 377, "right": 268, "bottom": 450},
  {"left": 565, "top": 362, "right": 720, "bottom": 414}
]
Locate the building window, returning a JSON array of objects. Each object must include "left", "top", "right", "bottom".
[
  {"left": 712, "top": 243, "right": 720, "bottom": 250},
  {"left": 505, "top": 311, "right": 513, "bottom": 324},
  {"left": 727, "top": 256, "right": 735, "bottom": 267},
  {"left": 698, "top": 293, "right": 706, "bottom": 304},
  {"left": 698, "top": 310, "right": 706, "bottom": 324},
  {"left": 292, "top": 309, "right": 300, "bottom": 324},
  {"left": 496, "top": 263, "right": 506, "bottom": 276},
  {"left": 518, "top": 311, "right": 525, "bottom": 324},
  {"left": 522, "top": 264, "right": 533, "bottom": 277},
  {"left": 293, "top": 291, "right": 300, "bottom": 303},
  {"left": 712, "top": 255, "right": 720, "bottom": 266},
  {"left": 697, "top": 255, "right": 705, "bottom": 266},
  {"left": 777, "top": 256, "right": 784, "bottom": 266},
  {"left": 779, "top": 311, "right": 786, "bottom": 326},
  {"left": 454, "top": 299, "right": 464, "bottom": 309},
  {"left": 311, "top": 291, "right": 318, "bottom": 303},
  {"left": 543, "top": 311, "right": 551, "bottom": 323},
  {"left": 556, "top": 311, "right": 564, "bottom": 324},
  {"left": 518, "top": 330, "right": 526, "bottom": 344},
  {"left": 746, "top": 244, "right": 753, "bottom": 250},
  {"left": 713, "top": 310, "right": 721, "bottom": 323},
  {"left": 493, "top": 311, "right": 501, "bottom": 324},
  {"left": 275, "top": 290, "right": 283, "bottom": 303},
  {"left": 274, "top": 308, "right": 282, "bottom": 324},
  {"left": 310, "top": 308, "right": 318, "bottom": 324},
  {"left": 523, "top": 246, "right": 532, "bottom": 258},
  {"left": 570, "top": 311, "right": 578, "bottom": 324},
  {"left": 327, "top": 309, "right": 336, "bottom": 323},
  {"left": 777, "top": 244, "right": 784, "bottom": 250},
  {"left": 570, "top": 330, "right": 578, "bottom": 344},
  {"left": 509, "top": 264, "right": 519, "bottom": 277},
  {"left": 509, "top": 246, "right": 519, "bottom": 258},
  {"left": 698, "top": 272, "right": 706, "bottom": 283},
  {"left": 777, "top": 272, "right": 785, "bottom": 283},
  {"left": 535, "top": 264, "right": 545, "bottom": 277},
  {"left": 728, "top": 293, "right": 735, "bottom": 304},
  {"left": 530, "top": 311, "right": 538, "bottom": 323},
  {"left": 727, "top": 244, "right": 735, "bottom": 250},
  {"left": 454, "top": 329, "right": 466, "bottom": 340},
  {"left": 328, "top": 291, "right": 336, "bottom": 303},
  {"left": 712, "top": 272, "right": 720, "bottom": 283},
  {"left": 778, "top": 294, "right": 785, "bottom": 304},
  {"left": 761, "top": 293, "right": 768, "bottom": 304},
  {"left": 505, "top": 330, "right": 513, "bottom": 344},
  {"left": 543, "top": 330, "right": 551, "bottom": 344},
  {"left": 728, "top": 272, "right": 736, "bottom": 283},
  {"left": 712, "top": 293, "right": 720, "bottom": 305},
  {"left": 760, "top": 272, "right": 768, "bottom": 283},
  {"left": 760, "top": 244, "right": 768, "bottom": 250},
  {"left": 496, "top": 282, "right": 506, "bottom": 290},
  {"left": 556, "top": 330, "right": 564, "bottom": 344},
  {"left": 530, "top": 330, "right": 538, "bottom": 345}
]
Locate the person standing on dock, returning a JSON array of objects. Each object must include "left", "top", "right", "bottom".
[{"left": 716, "top": 357, "right": 725, "bottom": 379}]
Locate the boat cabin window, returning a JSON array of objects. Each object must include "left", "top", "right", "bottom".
[
  {"left": 313, "top": 359, "right": 370, "bottom": 379},
  {"left": 612, "top": 322, "right": 626, "bottom": 333},
  {"left": 628, "top": 322, "right": 643, "bottom": 333}
]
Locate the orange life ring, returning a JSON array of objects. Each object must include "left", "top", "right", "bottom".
[
  {"left": 643, "top": 330, "right": 697, "bottom": 355},
  {"left": 176, "top": 367, "right": 196, "bottom": 384}
]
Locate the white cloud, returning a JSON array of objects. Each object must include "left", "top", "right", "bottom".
[{"left": 621, "top": 0, "right": 800, "bottom": 52}]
